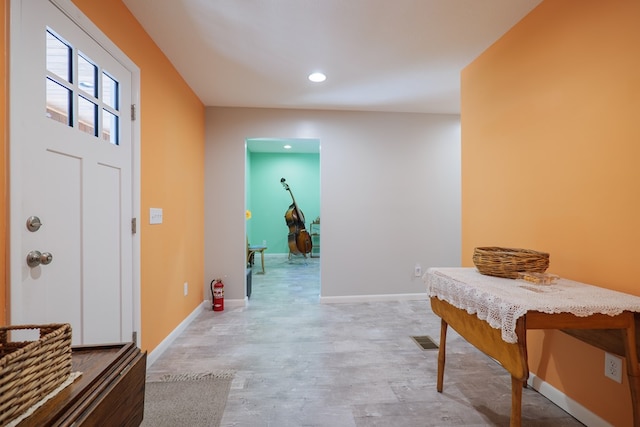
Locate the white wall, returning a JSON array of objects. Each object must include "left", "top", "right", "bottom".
[{"left": 204, "top": 107, "right": 461, "bottom": 301}]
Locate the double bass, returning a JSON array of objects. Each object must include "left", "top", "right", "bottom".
[{"left": 281, "top": 178, "right": 312, "bottom": 256}]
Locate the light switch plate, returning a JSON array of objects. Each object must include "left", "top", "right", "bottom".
[{"left": 150, "top": 208, "right": 163, "bottom": 224}]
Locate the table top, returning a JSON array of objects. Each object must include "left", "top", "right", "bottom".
[{"left": 424, "top": 267, "right": 640, "bottom": 343}]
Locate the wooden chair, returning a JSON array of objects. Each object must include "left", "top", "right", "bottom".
[{"left": 247, "top": 238, "right": 267, "bottom": 274}]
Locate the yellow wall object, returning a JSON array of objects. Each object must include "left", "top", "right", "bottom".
[{"left": 461, "top": 0, "right": 640, "bottom": 425}]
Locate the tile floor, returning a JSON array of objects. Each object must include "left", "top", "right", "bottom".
[{"left": 146, "top": 255, "right": 584, "bottom": 426}]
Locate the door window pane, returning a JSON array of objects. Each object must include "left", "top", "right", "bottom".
[
  {"left": 78, "top": 96, "right": 97, "bottom": 136},
  {"left": 102, "top": 73, "right": 119, "bottom": 110},
  {"left": 46, "top": 78, "right": 71, "bottom": 126},
  {"left": 46, "top": 30, "right": 71, "bottom": 83},
  {"left": 102, "top": 109, "right": 119, "bottom": 145},
  {"left": 78, "top": 53, "right": 97, "bottom": 98}
]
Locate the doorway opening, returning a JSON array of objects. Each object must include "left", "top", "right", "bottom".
[{"left": 245, "top": 137, "right": 320, "bottom": 300}]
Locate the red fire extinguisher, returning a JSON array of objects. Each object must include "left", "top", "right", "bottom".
[{"left": 211, "top": 279, "right": 224, "bottom": 311}]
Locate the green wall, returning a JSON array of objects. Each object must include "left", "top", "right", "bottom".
[{"left": 247, "top": 152, "right": 320, "bottom": 254}]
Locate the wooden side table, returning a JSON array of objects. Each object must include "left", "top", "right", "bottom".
[
  {"left": 426, "top": 268, "right": 640, "bottom": 427},
  {"left": 248, "top": 244, "right": 267, "bottom": 273}
]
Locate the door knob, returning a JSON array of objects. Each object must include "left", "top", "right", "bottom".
[
  {"left": 27, "top": 250, "right": 42, "bottom": 267},
  {"left": 26, "top": 250, "right": 53, "bottom": 268},
  {"left": 40, "top": 252, "right": 53, "bottom": 265}
]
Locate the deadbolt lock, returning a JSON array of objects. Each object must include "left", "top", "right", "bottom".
[{"left": 26, "top": 216, "right": 43, "bottom": 232}]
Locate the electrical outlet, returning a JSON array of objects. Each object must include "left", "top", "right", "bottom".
[
  {"left": 604, "top": 352, "right": 622, "bottom": 383},
  {"left": 183, "top": 282, "right": 188, "bottom": 296},
  {"left": 414, "top": 263, "right": 422, "bottom": 277}
]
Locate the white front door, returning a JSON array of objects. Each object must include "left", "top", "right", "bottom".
[{"left": 9, "top": 0, "right": 138, "bottom": 345}]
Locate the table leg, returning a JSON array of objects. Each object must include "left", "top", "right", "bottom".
[
  {"left": 430, "top": 297, "right": 528, "bottom": 426},
  {"left": 622, "top": 318, "right": 640, "bottom": 426},
  {"left": 437, "top": 318, "right": 448, "bottom": 393},
  {"left": 260, "top": 251, "right": 265, "bottom": 273},
  {"left": 510, "top": 376, "right": 523, "bottom": 427}
]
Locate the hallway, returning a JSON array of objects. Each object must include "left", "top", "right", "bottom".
[{"left": 146, "top": 255, "right": 583, "bottom": 426}]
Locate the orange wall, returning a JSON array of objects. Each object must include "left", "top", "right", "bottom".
[
  {"left": 71, "top": 0, "right": 205, "bottom": 353},
  {"left": 462, "top": 0, "right": 640, "bottom": 425},
  {"left": 0, "top": 1, "right": 205, "bottom": 351}
]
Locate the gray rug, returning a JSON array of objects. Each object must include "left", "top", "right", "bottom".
[{"left": 141, "top": 372, "right": 234, "bottom": 427}]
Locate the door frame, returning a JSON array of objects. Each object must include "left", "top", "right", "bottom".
[{"left": 8, "top": 0, "right": 142, "bottom": 345}]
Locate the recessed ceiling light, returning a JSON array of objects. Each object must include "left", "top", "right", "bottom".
[
  {"left": 308, "top": 72, "right": 326, "bottom": 83},
  {"left": 283, "top": 144, "right": 292, "bottom": 149}
]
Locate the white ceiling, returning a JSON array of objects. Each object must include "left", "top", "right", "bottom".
[{"left": 121, "top": 0, "right": 542, "bottom": 115}]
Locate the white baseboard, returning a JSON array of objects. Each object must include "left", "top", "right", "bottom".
[
  {"left": 319, "top": 293, "right": 427, "bottom": 304},
  {"left": 528, "top": 372, "right": 612, "bottom": 427},
  {"left": 222, "top": 298, "right": 247, "bottom": 308},
  {"left": 203, "top": 298, "right": 246, "bottom": 309},
  {"left": 146, "top": 303, "right": 205, "bottom": 367}
]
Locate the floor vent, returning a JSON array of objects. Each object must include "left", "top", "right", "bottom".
[{"left": 411, "top": 335, "right": 439, "bottom": 350}]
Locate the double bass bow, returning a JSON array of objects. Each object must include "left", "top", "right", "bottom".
[{"left": 281, "top": 178, "right": 312, "bottom": 256}]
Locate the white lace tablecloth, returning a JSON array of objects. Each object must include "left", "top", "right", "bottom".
[{"left": 424, "top": 267, "right": 640, "bottom": 344}]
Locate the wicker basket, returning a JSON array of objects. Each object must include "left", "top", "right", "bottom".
[
  {"left": 472, "top": 247, "right": 549, "bottom": 279},
  {"left": 0, "top": 324, "right": 72, "bottom": 425}
]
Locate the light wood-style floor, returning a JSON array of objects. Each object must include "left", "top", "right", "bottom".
[{"left": 146, "top": 254, "right": 584, "bottom": 426}]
